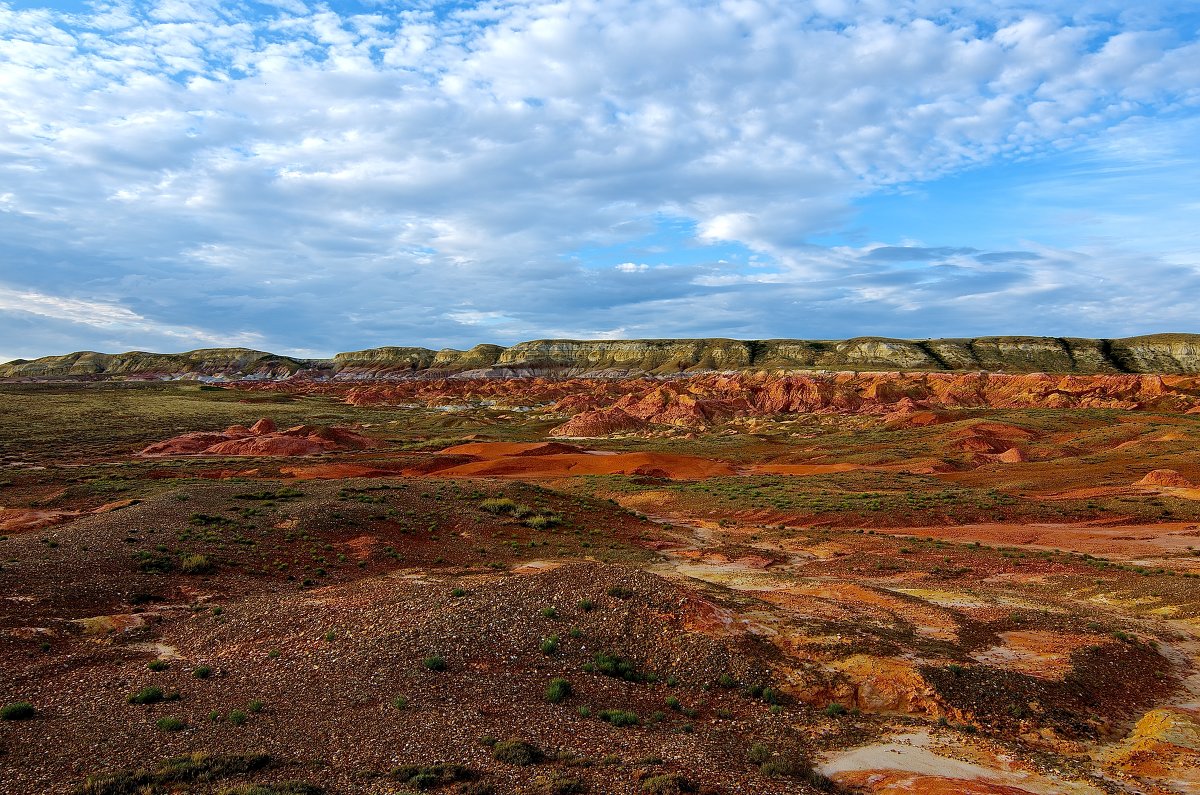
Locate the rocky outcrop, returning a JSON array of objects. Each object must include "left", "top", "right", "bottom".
[
  {"left": 139, "top": 418, "right": 375, "bottom": 457},
  {"left": 549, "top": 407, "right": 648, "bottom": 437},
  {"left": 318, "top": 370, "right": 1200, "bottom": 436},
  {"left": 1136, "top": 469, "right": 1196, "bottom": 488},
  {"left": 6, "top": 334, "right": 1200, "bottom": 380},
  {"left": 0, "top": 348, "right": 315, "bottom": 380}
]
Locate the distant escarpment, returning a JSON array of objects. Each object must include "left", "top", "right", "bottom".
[
  {"left": 3, "top": 334, "right": 1200, "bottom": 380},
  {"left": 0, "top": 348, "right": 317, "bottom": 381}
]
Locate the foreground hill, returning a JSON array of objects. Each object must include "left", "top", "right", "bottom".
[{"left": 4, "top": 334, "right": 1200, "bottom": 380}]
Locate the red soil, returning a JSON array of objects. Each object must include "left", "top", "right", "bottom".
[
  {"left": 280, "top": 463, "right": 400, "bottom": 480},
  {"left": 420, "top": 441, "right": 737, "bottom": 479},
  {"left": 833, "top": 772, "right": 1038, "bottom": 795},
  {"left": 139, "top": 419, "right": 375, "bottom": 457},
  {"left": 0, "top": 498, "right": 138, "bottom": 534}
]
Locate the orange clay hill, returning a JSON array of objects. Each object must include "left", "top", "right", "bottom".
[
  {"left": 139, "top": 417, "right": 375, "bottom": 457},
  {"left": 5, "top": 359, "right": 1200, "bottom": 795}
]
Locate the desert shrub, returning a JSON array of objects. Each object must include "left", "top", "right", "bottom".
[
  {"left": 247, "top": 700, "right": 264, "bottom": 713},
  {"left": 541, "top": 635, "right": 560, "bottom": 655},
  {"left": 640, "top": 774, "right": 696, "bottom": 793},
  {"left": 147, "top": 659, "right": 168, "bottom": 672},
  {"left": 492, "top": 739, "right": 542, "bottom": 766},
  {"left": 156, "top": 716, "right": 186, "bottom": 731},
  {"left": 531, "top": 773, "right": 587, "bottom": 794},
  {"left": 78, "top": 753, "right": 272, "bottom": 795},
  {"left": 390, "top": 762, "right": 473, "bottom": 789},
  {"left": 597, "top": 709, "right": 640, "bottom": 727},
  {"left": 822, "top": 703, "right": 847, "bottom": 717},
  {"left": 480, "top": 498, "right": 517, "bottom": 515},
  {"left": 128, "top": 686, "right": 172, "bottom": 705},
  {"left": 179, "top": 554, "right": 213, "bottom": 574},
  {"left": 589, "top": 652, "right": 642, "bottom": 681},
  {"left": 577, "top": 599, "right": 595, "bottom": 612},
  {"left": 228, "top": 710, "right": 247, "bottom": 726},
  {"left": 216, "top": 785, "right": 322, "bottom": 795},
  {"left": 193, "top": 665, "right": 213, "bottom": 679},
  {"left": 747, "top": 744, "right": 771, "bottom": 764},
  {"left": 525, "top": 514, "right": 561, "bottom": 530},
  {"left": 422, "top": 656, "right": 446, "bottom": 672},
  {"left": 1, "top": 701, "right": 34, "bottom": 720},
  {"left": 134, "top": 551, "right": 174, "bottom": 574},
  {"left": 545, "top": 678, "right": 572, "bottom": 704}
]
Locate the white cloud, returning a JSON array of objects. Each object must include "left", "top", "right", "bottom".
[
  {"left": 0, "top": 285, "right": 265, "bottom": 349},
  {"left": 0, "top": 0, "right": 1196, "bottom": 356}
]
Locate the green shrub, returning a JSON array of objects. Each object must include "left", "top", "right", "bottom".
[
  {"left": 193, "top": 665, "right": 213, "bottom": 679},
  {"left": 78, "top": 753, "right": 272, "bottom": 795},
  {"left": 147, "top": 659, "right": 169, "bottom": 672},
  {"left": 640, "top": 774, "right": 695, "bottom": 794},
  {"left": 597, "top": 709, "right": 640, "bottom": 727},
  {"left": 525, "top": 514, "right": 561, "bottom": 530},
  {"left": 216, "top": 784, "right": 323, "bottom": 795},
  {"left": 422, "top": 656, "right": 446, "bottom": 672},
  {"left": 128, "top": 686, "right": 172, "bottom": 705},
  {"left": 541, "top": 635, "right": 560, "bottom": 655},
  {"left": 179, "top": 554, "right": 213, "bottom": 574},
  {"left": 540, "top": 606, "right": 558, "bottom": 619},
  {"left": 1, "top": 701, "right": 34, "bottom": 720},
  {"left": 492, "top": 739, "right": 541, "bottom": 766},
  {"left": 390, "top": 763, "right": 473, "bottom": 789},
  {"left": 480, "top": 498, "right": 517, "bottom": 515},
  {"left": 531, "top": 773, "right": 587, "bottom": 794},
  {"left": 747, "top": 743, "right": 771, "bottom": 764},
  {"left": 156, "top": 716, "right": 186, "bottom": 731},
  {"left": 247, "top": 700, "right": 264, "bottom": 714},
  {"left": 227, "top": 709, "right": 247, "bottom": 726},
  {"left": 545, "top": 678, "right": 572, "bottom": 704},
  {"left": 590, "top": 652, "right": 642, "bottom": 681}
]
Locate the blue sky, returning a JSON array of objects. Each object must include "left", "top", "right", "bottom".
[{"left": 1, "top": 1, "right": 1198, "bottom": 361}]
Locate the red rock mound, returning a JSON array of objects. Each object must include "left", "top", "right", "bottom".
[
  {"left": 139, "top": 419, "right": 375, "bottom": 457},
  {"left": 550, "top": 407, "right": 648, "bottom": 437},
  {"left": 1136, "top": 469, "right": 1196, "bottom": 488}
]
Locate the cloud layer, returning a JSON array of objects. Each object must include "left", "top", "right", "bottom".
[{"left": 1, "top": 0, "right": 1198, "bottom": 359}]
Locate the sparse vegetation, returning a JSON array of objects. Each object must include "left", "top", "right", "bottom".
[
  {"left": 492, "top": 739, "right": 542, "bottom": 766},
  {"left": 545, "top": 677, "right": 572, "bottom": 703},
  {"left": 2, "top": 701, "right": 35, "bottom": 720}
]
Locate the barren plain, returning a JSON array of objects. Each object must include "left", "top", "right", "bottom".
[{"left": 3, "top": 371, "right": 1200, "bottom": 794}]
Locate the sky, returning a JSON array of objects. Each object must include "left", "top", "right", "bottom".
[{"left": 1, "top": 0, "right": 1198, "bottom": 361}]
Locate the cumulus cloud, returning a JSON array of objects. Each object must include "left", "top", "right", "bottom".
[{"left": 0, "top": 0, "right": 1197, "bottom": 359}]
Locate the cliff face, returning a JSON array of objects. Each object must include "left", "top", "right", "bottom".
[
  {"left": 4, "top": 335, "right": 1200, "bottom": 380},
  {"left": 0, "top": 348, "right": 312, "bottom": 380}
]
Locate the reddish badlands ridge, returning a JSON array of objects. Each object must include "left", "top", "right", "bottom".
[
  {"left": 138, "top": 417, "right": 375, "bottom": 457},
  {"left": 326, "top": 371, "right": 1200, "bottom": 436}
]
